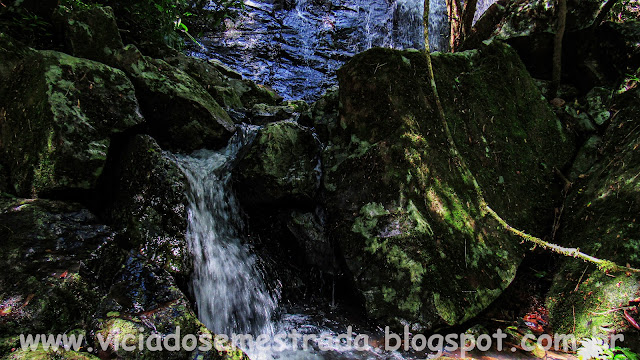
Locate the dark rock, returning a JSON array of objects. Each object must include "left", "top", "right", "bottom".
[
  {"left": 432, "top": 41, "right": 575, "bottom": 232},
  {"left": 547, "top": 88, "right": 640, "bottom": 338},
  {"left": 299, "top": 87, "right": 340, "bottom": 143},
  {"left": 0, "top": 40, "right": 144, "bottom": 197},
  {"left": 53, "top": 5, "right": 123, "bottom": 62},
  {"left": 228, "top": 78, "right": 284, "bottom": 108},
  {"left": 89, "top": 255, "right": 249, "bottom": 360},
  {"left": 468, "top": 1, "right": 640, "bottom": 93},
  {"left": 287, "top": 211, "right": 338, "bottom": 274},
  {"left": 0, "top": 198, "right": 113, "bottom": 336},
  {"left": 248, "top": 101, "right": 308, "bottom": 125},
  {"left": 233, "top": 121, "right": 321, "bottom": 206},
  {"left": 324, "top": 41, "right": 572, "bottom": 329},
  {"left": 105, "top": 135, "right": 190, "bottom": 276},
  {"left": 110, "top": 45, "right": 235, "bottom": 152},
  {"left": 568, "top": 135, "right": 602, "bottom": 180}
]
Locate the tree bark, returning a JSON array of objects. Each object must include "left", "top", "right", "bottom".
[{"left": 461, "top": 0, "right": 478, "bottom": 39}]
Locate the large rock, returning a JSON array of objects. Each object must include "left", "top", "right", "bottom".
[
  {"left": 111, "top": 45, "right": 235, "bottom": 152},
  {"left": 88, "top": 255, "right": 249, "bottom": 360},
  {"left": 0, "top": 36, "right": 144, "bottom": 197},
  {"left": 104, "top": 135, "right": 190, "bottom": 275},
  {"left": 432, "top": 41, "right": 574, "bottom": 232},
  {"left": 53, "top": 5, "right": 124, "bottom": 61},
  {"left": 0, "top": 198, "right": 113, "bottom": 336},
  {"left": 546, "top": 88, "right": 640, "bottom": 338},
  {"left": 233, "top": 121, "right": 321, "bottom": 206},
  {"left": 325, "top": 41, "right": 572, "bottom": 329}
]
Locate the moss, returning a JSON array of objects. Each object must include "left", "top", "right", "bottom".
[
  {"left": 233, "top": 121, "right": 320, "bottom": 205},
  {"left": 322, "top": 41, "right": 564, "bottom": 329},
  {"left": 547, "top": 89, "right": 640, "bottom": 338},
  {"left": 0, "top": 46, "right": 143, "bottom": 197}
]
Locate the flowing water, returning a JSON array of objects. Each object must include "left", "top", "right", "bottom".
[
  {"left": 173, "top": 128, "right": 431, "bottom": 359},
  {"left": 191, "top": 0, "right": 450, "bottom": 100},
  {"left": 174, "top": 128, "right": 277, "bottom": 337}
]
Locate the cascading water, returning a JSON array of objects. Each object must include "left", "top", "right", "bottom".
[
  {"left": 174, "top": 130, "right": 277, "bottom": 337},
  {"left": 191, "top": 0, "right": 450, "bottom": 101},
  {"left": 428, "top": 0, "right": 450, "bottom": 52}
]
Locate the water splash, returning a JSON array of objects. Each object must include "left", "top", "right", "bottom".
[{"left": 174, "top": 129, "right": 277, "bottom": 336}]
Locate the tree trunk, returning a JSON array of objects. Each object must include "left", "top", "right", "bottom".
[
  {"left": 461, "top": 0, "right": 478, "bottom": 39},
  {"left": 549, "top": 0, "right": 567, "bottom": 99}
]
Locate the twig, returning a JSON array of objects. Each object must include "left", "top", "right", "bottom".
[{"left": 485, "top": 205, "right": 640, "bottom": 273}]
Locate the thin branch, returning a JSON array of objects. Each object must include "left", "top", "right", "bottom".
[{"left": 485, "top": 206, "right": 640, "bottom": 273}]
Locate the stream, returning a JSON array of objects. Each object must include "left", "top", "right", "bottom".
[{"left": 179, "top": 1, "right": 501, "bottom": 358}]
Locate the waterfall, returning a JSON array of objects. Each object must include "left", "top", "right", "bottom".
[
  {"left": 174, "top": 129, "right": 277, "bottom": 336},
  {"left": 193, "top": 0, "right": 449, "bottom": 100},
  {"left": 428, "top": 0, "right": 450, "bottom": 52}
]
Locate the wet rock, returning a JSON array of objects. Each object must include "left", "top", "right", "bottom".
[
  {"left": 192, "top": 0, "right": 427, "bottom": 101},
  {"left": 287, "top": 211, "right": 338, "bottom": 274},
  {"left": 547, "top": 88, "right": 640, "bottom": 338},
  {"left": 53, "top": 5, "right": 123, "bottom": 62},
  {"left": 249, "top": 101, "right": 308, "bottom": 125},
  {"left": 104, "top": 135, "right": 190, "bottom": 276},
  {"left": 2, "top": 347, "right": 100, "bottom": 359},
  {"left": 0, "top": 39, "right": 144, "bottom": 197},
  {"left": 90, "top": 300, "right": 248, "bottom": 360},
  {"left": 325, "top": 41, "right": 571, "bottom": 329},
  {"left": 110, "top": 45, "right": 235, "bottom": 152},
  {"left": 0, "top": 198, "right": 113, "bottom": 336},
  {"left": 90, "top": 255, "right": 249, "bottom": 360},
  {"left": 233, "top": 121, "right": 321, "bottom": 206}
]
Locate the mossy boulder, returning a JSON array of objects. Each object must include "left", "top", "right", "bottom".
[
  {"left": 233, "top": 121, "right": 321, "bottom": 206},
  {"left": 298, "top": 87, "right": 340, "bottom": 143},
  {"left": 326, "top": 41, "right": 571, "bottom": 329},
  {"left": 110, "top": 45, "right": 235, "bottom": 151},
  {"left": 89, "top": 255, "right": 249, "bottom": 360},
  {"left": 0, "top": 43, "right": 144, "bottom": 197},
  {"left": 104, "top": 135, "right": 190, "bottom": 275},
  {"left": 431, "top": 41, "right": 574, "bottom": 232},
  {"left": 0, "top": 198, "right": 112, "bottom": 336},
  {"left": 546, "top": 88, "right": 640, "bottom": 338},
  {"left": 53, "top": 5, "right": 123, "bottom": 62}
]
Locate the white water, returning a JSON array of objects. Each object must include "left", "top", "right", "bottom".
[{"left": 174, "top": 129, "right": 277, "bottom": 337}]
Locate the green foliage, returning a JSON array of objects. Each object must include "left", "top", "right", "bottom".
[
  {"left": 96, "top": 0, "right": 244, "bottom": 48},
  {"left": 0, "top": 0, "right": 55, "bottom": 47},
  {"left": 608, "top": 0, "right": 640, "bottom": 22},
  {"left": 0, "top": 0, "right": 244, "bottom": 50}
]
